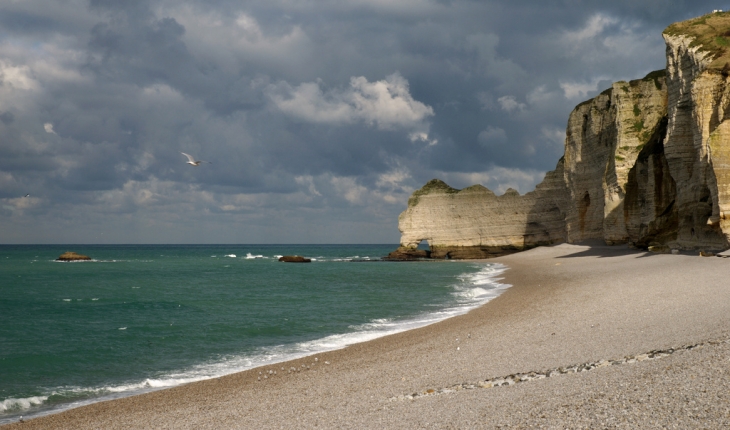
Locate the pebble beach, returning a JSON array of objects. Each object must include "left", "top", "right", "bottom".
[{"left": 4, "top": 243, "right": 730, "bottom": 429}]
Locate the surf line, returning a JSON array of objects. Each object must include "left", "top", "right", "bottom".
[{"left": 390, "top": 336, "right": 730, "bottom": 401}]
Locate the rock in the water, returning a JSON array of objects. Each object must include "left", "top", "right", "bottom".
[
  {"left": 278, "top": 255, "right": 311, "bottom": 263},
  {"left": 384, "top": 247, "right": 430, "bottom": 260},
  {"left": 56, "top": 252, "right": 92, "bottom": 261}
]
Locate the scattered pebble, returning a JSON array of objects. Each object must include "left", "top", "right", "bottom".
[{"left": 389, "top": 336, "right": 730, "bottom": 402}]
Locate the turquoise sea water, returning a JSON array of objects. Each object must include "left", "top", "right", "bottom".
[{"left": 0, "top": 245, "right": 508, "bottom": 423}]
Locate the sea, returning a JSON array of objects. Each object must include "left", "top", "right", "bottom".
[{"left": 0, "top": 244, "right": 509, "bottom": 424}]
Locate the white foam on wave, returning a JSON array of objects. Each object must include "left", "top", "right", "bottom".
[
  {"left": 0, "top": 262, "right": 510, "bottom": 425},
  {"left": 52, "top": 259, "right": 151, "bottom": 264},
  {"left": 224, "top": 254, "right": 236, "bottom": 258},
  {"left": 292, "top": 263, "right": 509, "bottom": 353},
  {"left": 245, "top": 253, "right": 267, "bottom": 259},
  {"left": 330, "top": 255, "right": 373, "bottom": 262},
  {"left": 348, "top": 318, "right": 395, "bottom": 331},
  {"left": 0, "top": 396, "right": 48, "bottom": 413}
]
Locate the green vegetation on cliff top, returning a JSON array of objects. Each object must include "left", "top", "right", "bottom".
[
  {"left": 406, "top": 180, "right": 496, "bottom": 207},
  {"left": 573, "top": 70, "right": 665, "bottom": 112},
  {"left": 664, "top": 11, "right": 730, "bottom": 70},
  {"left": 407, "top": 179, "right": 459, "bottom": 207}
]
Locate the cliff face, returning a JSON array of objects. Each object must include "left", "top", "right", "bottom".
[
  {"left": 392, "top": 164, "right": 568, "bottom": 259},
  {"left": 562, "top": 74, "right": 668, "bottom": 244},
  {"left": 661, "top": 34, "right": 722, "bottom": 248},
  {"left": 391, "top": 13, "right": 730, "bottom": 259}
]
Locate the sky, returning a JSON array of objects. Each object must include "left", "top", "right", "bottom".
[{"left": 0, "top": 0, "right": 725, "bottom": 244}]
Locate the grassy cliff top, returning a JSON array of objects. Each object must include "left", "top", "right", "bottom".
[
  {"left": 406, "top": 179, "right": 498, "bottom": 207},
  {"left": 664, "top": 11, "right": 730, "bottom": 70},
  {"left": 407, "top": 179, "right": 459, "bottom": 207}
]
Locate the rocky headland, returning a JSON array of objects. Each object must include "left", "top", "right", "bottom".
[{"left": 389, "top": 12, "right": 730, "bottom": 260}]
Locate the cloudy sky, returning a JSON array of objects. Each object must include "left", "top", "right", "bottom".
[{"left": 0, "top": 0, "right": 723, "bottom": 244}]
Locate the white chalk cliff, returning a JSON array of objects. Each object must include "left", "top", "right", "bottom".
[{"left": 390, "top": 13, "right": 730, "bottom": 259}]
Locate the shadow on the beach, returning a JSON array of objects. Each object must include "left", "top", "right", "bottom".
[{"left": 553, "top": 241, "right": 654, "bottom": 259}]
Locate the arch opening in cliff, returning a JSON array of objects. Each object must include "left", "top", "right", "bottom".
[
  {"left": 416, "top": 240, "right": 430, "bottom": 251},
  {"left": 384, "top": 240, "right": 432, "bottom": 260}
]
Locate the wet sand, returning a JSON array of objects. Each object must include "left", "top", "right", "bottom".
[{"left": 4, "top": 243, "right": 730, "bottom": 428}]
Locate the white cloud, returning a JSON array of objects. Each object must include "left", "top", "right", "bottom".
[
  {"left": 43, "top": 123, "right": 56, "bottom": 134},
  {"left": 0, "top": 62, "right": 39, "bottom": 91},
  {"left": 266, "top": 72, "right": 434, "bottom": 131},
  {"left": 563, "top": 14, "right": 619, "bottom": 43},
  {"left": 409, "top": 132, "right": 438, "bottom": 146},
  {"left": 559, "top": 76, "right": 610, "bottom": 99},
  {"left": 330, "top": 176, "right": 369, "bottom": 205},
  {"left": 526, "top": 86, "right": 554, "bottom": 105},
  {"left": 293, "top": 171, "right": 414, "bottom": 206},
  {"left": 465, "top": 33, "right": 526, "bottom": 82},
  {"left": 435, "top": 166, "right": 547, "bottom": 195},
  {"left": 170, "top": 8, "right": 312, "bottom": 75},
  {"left": 554, "top": 12, "right": 662, "bottom": 71},
  {"left": 96, "top": 178, "right": 167, "bottom": 209},
  {"left": 328, "top": 172, "right": 411, "bottom": 205},
  {"left": 295, "top": 175, "right": 322, "bottom": 197},
  {"left": 476, "top": 92, "right": 497, "bottom": 111},
  {"left": 376, "top": 168, "right": 411, "bottom": 189},
  {"left": 478, "top": 126, "right": 507, "bottom": 146},
  {"left": 541, "top": 127, "right": 566, "bottom": 148},
  {"left": 134, "top": 152, "right": 156, "bottom": 173},
  {"left": 1, "top": 195, "right": 41, "bottom": 215},
  {"left": 497, "top": 95, "right": 526, "bottom": 113}
]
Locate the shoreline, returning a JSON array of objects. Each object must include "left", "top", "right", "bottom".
[
  {"left": 4, "top": 243, "right": 730, "bottom": 428},
  {"left": 0, "top": 259, "right": 508, "bottom": 426}
]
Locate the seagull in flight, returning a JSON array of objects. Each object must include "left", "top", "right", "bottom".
[
  {"left": 23, "top": 194, "right": 30, "bottom": 197},
  {"left": 181, "top": 152, "right": 211, "bottom": 166}
]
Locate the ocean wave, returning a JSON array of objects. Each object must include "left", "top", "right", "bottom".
[
  {"left": 292, "top": 265, "right": 508, "bottom": 352},
  {"left": 51, "top": 259, "right": 153, "bottom": 263},
  {"left": 0, "top": 262, "right": 510, "bottom": 425},
  {"left": 451, "top": 263, "right": 509, "bottom": 303},
  {"left": 0, "top": 396, "right": 48, "bottom": 413}
]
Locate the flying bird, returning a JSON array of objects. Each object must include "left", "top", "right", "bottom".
[
  {"left": 23, "top": 194, "right": 30, "bottom": 197},
  {"left": 181, "top": 152, "right": 211, "bottom": 166}
]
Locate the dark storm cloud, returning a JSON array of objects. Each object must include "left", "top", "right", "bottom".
[{"left": 0, "top": 0, "right": 725, "bottom": 243}]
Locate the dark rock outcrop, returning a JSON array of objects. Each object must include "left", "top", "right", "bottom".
[
  {"left": 56, "top": 252, "right": 92, "bottom": 261},
  {"left": 278, "top": 255, "right": 312, "bottom": 263}
]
